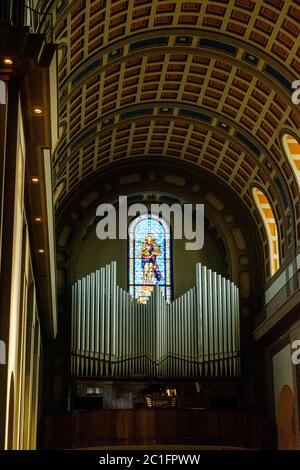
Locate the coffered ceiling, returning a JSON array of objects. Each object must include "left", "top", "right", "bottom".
[{"left": 41, "top": 0, "right": 300, "bottom": 271}]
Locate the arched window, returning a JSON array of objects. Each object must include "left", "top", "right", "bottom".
[
  {"left": 252, "top": 187, "right": 280, "bottom": 276},
  {"left": 128, "top": 213, "right": 172, "bottom": 304},
  {"left": 282, "top": 134, "right": 300, "bottom": 189}
]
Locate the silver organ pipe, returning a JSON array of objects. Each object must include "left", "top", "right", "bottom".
[{"left": 71, "top": 262, "right": 240, "bottom": 378}]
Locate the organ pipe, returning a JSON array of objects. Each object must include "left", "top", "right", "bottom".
[{"left": 71, "top": 262, "right": 240, "bottom": 378}]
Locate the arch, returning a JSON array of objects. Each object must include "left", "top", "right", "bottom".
[
  {"left": 282, "top": 134, "right": 300, "bottom": 190},
  {"left": 277, "top": 385, "right": 295, "bottom": 450},
  {"left": 252, "top": 187, "right": 279, "bottom": 276},
  {"left": 128, "top": 213, "right": 172, "bottom": 304}
]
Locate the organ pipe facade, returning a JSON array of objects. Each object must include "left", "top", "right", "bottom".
[{"left": 71, "top": 262, "right": 240, "bottom": 378}]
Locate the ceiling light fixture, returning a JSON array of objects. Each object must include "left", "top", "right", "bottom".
[
  {"left": 31, "top": 177, "right": 39, "bottom": 183},
  {"left": 33, "top": 107, "right": 43, "bottom": 114},
  {"left": 4, "top": 58, "right": 13, "bottom": 65},
  {"left": 37, "top": 249, "right": 45, "bottom": 254},
  {"left": 34, "top": 217, "right": 42, "bottom": 222}
]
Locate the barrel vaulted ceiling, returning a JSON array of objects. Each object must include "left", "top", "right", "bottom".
[{"left": 45, "top": 0, "right": 300, "bottom": 271}]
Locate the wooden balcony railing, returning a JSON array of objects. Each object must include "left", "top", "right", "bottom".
[{"left": 255, "top": 269, "right": 300, "bottom": 329}]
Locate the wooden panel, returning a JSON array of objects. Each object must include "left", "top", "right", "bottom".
[
  {"left": 218, "top": 410, "right": 243, "bottom": 446},
  {"left": 42, "top": 409, "right": 275, "bottom": 449},
  {"left": 156, "top": 410, "right": 178, "bottom": 441},
  {"left": 192, "top": 410, "right": 219, "bottom": 441},
  {"left": 43, "top": 414, "right": 74, "bottom": 449},
  {"left": 78, "top": 410, "right": 113, "bottom": 445},
  {"left": 113, "top": 410, "right": 136, "bottom": 442},
  {"left": 135, "top": 410, "right": 156, "bottom": 442},
  {"left": 178, "top": 409, "right": 218, "bottom": 442}
]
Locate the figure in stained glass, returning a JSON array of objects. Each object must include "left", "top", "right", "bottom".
[{"left": 128, "top": 213, "right": 171, "bottom": 304}]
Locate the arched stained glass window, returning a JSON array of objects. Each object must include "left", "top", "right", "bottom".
[{"left": 129, "top": 213, "right": 172, "bottom": 304}]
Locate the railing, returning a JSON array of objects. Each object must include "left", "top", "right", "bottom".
[
  {"left": 257, "top": 270, "right": 300, "bottom": 324},
  {"left": 0, "top": 0, "right": 53, "bottom": 42}
]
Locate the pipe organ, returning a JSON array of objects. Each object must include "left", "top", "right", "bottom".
[{"left": 71, "top": 262, "right": 240, "bottom": 378}]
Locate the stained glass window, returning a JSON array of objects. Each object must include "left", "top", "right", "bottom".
[{"left": 129, "top": 213, "right": 172, "bottom": 304}]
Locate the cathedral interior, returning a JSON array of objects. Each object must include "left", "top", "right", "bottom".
[{"left": 0, "top": 0, "right": 300, "bottom": 450}]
